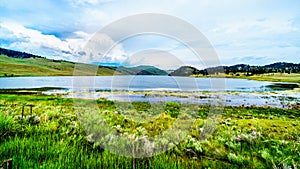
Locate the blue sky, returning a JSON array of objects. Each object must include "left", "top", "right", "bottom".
[{"left": 0, "top": 0, "right": 299, "bottom": 69}]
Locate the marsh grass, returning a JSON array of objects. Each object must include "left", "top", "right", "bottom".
[
  {"left": 0, "top": 94, "right": 299, "bottom": 168},
  {"left": 193, "top": 72, "right": 300, "bottom": 83}
]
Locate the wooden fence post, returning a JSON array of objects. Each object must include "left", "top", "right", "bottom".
[
  {"left": 21, "top": 106, "right": 24, "bottom": 118},
  {"left": 1, "top": 158, "right": 12, "bottom": 169},
  {"left": 28, "top": 105, "right": 34, "bottom": 115}
]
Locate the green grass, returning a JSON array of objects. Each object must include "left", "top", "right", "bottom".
[
  {"left": 0, "top": 55, "right": 119, "bottom": 77},
  {"left": 242, "top": 73, "right": 300, "bottom": 83},
  {"left": 0, "top": 94, "right": 299, "bottom": 168},
  {"left": 193, "top": 72, "right": 300, "bottom": 83}
]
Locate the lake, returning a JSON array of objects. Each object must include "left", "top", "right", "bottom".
[
  {"left": 0, "top": 75, "right": 288, "bottom": 91},
  {"left": 0, "top": 76, "right": 299, "bottom": 107}
]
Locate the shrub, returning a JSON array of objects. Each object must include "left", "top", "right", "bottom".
[
  {"left": 165, "top": 102, "right": 180, "bottom": 118},
  {"left": 132, "top": 102, "right": 151, "bottom": 111},
  {"left": 0, "top": 115, "right": 12, "bottom": 137}
]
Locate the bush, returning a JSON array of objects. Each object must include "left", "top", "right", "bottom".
[
  {"left": 165, "top": 102, "right": 180, "bottom": 118},
  {"left": 0, "top": 115, "right": 12, "bottom": 137},
  {"left": 132, "top": 102, "right": 151, "bottom": 111}
]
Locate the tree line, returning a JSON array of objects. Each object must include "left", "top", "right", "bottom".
[
  {"left": 222, "top": 63, "right": 300, "bottom": 75},
  {"left": 170, "top": 63, "right": 300, "bottom": 76},
  {"left": 0, "top": 47, "right": 44, "bottom": 59}
]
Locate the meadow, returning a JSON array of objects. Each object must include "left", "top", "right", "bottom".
[
  {"left": 232, "top": 73, "right": 300, "bottom": 83},
  {"left": 0, "top": 93, "right": 299, "bottom": 168},
  {"left": 0, "top": 55, "right": 117, "bottom": 77},
  {"left": 193, "top": 73, "right": 300, "bottom": 83}
]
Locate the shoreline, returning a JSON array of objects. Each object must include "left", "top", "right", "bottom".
[
  {"left": 0, "top": 88, "right": 299, "bottom": 109},
  {"left": 0, "top": 73, "right": 299, "bottom": 83}
]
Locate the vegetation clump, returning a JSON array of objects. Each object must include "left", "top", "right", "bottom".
[{"left": 0, "top": 94, "right": 299, "bottom": 168}]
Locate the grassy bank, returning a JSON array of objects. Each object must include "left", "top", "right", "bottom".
[
  {"left": 193, "top": 73, "right": 300, "bottom": 83},
  {"left": 241, "top": 73, "right": 300, "bottom": 83},
  {"left": 0, "top": 94, "right": 299, "bottom": 168},
  {"left": 0, "top": 55, "right": 119, "bottom": 77}
]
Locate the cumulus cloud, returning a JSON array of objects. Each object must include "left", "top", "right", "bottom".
[
  {"left": 80, "top": 33, "right": 127, "bottom": 63},
  {"left": 0, "top": 25, "right": 25, "bottom": 44},
  {"left": 0, "top": 22, "right": 89, "bottom": 60},
  {"left": 123, "top": 49, "right": 183, "bottom": 70},
  {"left": 0, "top": 21, "right": 128, "bottom": 64},
  {"left": 1, "top": 0, "right": 300, "bottom": 65}
]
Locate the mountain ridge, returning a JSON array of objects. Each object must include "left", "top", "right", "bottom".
[
  {"left": 170, "top": 62, "right": 300, "bottom": 76},
  {"left": 1, "top": 47, "right": 299, "bottom": 77},
  {"left": 0, "top": 47, "right": 167, "bottom": 76}
]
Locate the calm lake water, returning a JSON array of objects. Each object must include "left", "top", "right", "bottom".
[
  {"left": 0, "top": 76, "right": 299, "bottom": 107},
  {"left": 0, "top": 75, "right": 287, "bottom": 91}
]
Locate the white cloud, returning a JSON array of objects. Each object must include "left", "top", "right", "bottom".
[
  {"left": 67, "top": 0, "right": 113, "bottom": 6},
  {"left": 124, "top": 49, "right": 184, "bottom": 70},
  {"left": 80, "top": 33, "right": 127, "bottom": 63},
  {"left": 0, "top": 25, "right": 20, "bottom": 42},
  {"left": 0, "top": 0, "right": 300, "bottom": 65},
  {"left": 212, "top": 18, "right": 298, "bottom": 36},
  {"left": 0, "top": 22, "right": 128, "bottom": 63},
  {"left": 0, "top": 22, "right": 90, "bottom": 60}
]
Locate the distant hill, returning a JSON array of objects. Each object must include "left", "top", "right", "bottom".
[
  {"left": 223, "top": 62, "right": 300, "bottom": 75},
  {"left": 0, "top": 54, "right": 120, "bottom": 77},
  {"left": 1, "top": 47, "right": 299, "bottom": 77},
  {"left": 169, "top": 63, "right": 300, "bottom": 76},
  {"left": 263, "top": 62, "right": 300, "bottom": 72},
  {"left": 0, "top": 48, "right": 44, "bottom": 59},
  {"left": 117, "top": 65, "right": 168, "bottom": 75},
  {"left": 168, "top": 66, "right": 201, "bottom": 76},
  {"left": 0, "top": 48, "right": 167, "bottom": 76}
]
